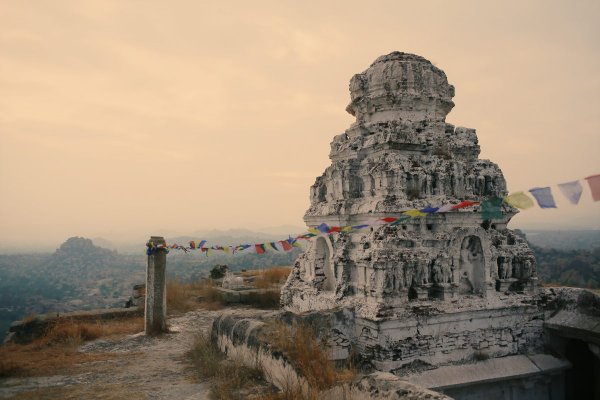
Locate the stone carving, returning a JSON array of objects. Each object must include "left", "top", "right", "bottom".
[{"left": 280, "top": 51, "right": 537, "bottom": 318}]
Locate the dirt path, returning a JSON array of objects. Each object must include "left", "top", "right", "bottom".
[{"left": 0, "top": 309, "right": 238, "bottom": 399}]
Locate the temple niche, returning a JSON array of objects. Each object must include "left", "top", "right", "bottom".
[{"left": 280, "top": 51, "right": 538, "bottom": 319}]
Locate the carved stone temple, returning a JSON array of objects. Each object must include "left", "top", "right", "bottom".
[
  {"left": 281, "top": 51, "right": 537, "bottom": 317},
  {"left": 274, "top": 52, "right": 600, "bottom": 399}
]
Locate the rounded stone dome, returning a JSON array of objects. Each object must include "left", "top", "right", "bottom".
[{"left": 346, "top": 52, "right": 455, "bottom": 123}]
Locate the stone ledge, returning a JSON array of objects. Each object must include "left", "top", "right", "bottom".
[{"left": 400, "top": 354, "right": 570, "bottom": 391}]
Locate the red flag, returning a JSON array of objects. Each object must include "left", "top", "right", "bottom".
[
  {"left": 328, "top": 226, "right": 342, "bottom": 233},
  {"left": 280, "top": 240, "right": 293, "bottom": 251},
  {"left": 451, "top": 201, "right": 480, "bottom": 210},
  {"left": 585, "top": 174, "right": 600, "bottom": 202},
  {"left": 255, "top": 244, "right": 266, "bottom": 254},
  {"left": 189, "top": 241, "right": 196, "bottom": 249},
  {"left": 380, "top": 217, "right": 397, "bottom": 223}
]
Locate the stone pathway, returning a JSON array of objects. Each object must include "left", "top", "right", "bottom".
[{"left": 0, "top": 309, "right": 224, "bottom": 399}]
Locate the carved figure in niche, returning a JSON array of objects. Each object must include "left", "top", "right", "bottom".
[
  {"left": 432, "top": 260, "right": 443, "bottom": 284},
  {"left": 404, "top": 260, "right": 415, "bottom": 288},
  {"left": 459, "top": 236, "right": 485, "bottom": 294},
  {"left": 383, "top": 270, "right": 394, "bottom": 294},
  {"left": 393, "top": 266, "right": 404, "bottom": 290},
  {"left": 438, "top": 253, "right": 452, "bottom": 283},
  {"left": 497, "top": 256, "right": 509, "bottom": 279},
  {"left": 417, "top": 259, "right": 430, "bottom": 285},
  {"left": 369, "top": 270, "right": 377, "bottom": 292},
  {"left": 521, "top": 259, "right": 532, "bottom": 279}
]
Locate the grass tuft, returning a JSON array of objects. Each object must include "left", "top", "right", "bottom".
[
  {"left": 262, "top": 320, "right": 356, "bottom": 395},
  {"left": 187, "top": 332, "right": 271, "bottom": 399}
]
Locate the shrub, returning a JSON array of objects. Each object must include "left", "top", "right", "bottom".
[{"left": 210, "top": 264, "right": 228, "bottom": 280}]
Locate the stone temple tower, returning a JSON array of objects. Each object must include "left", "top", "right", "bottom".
[{"left": 281, "top": 52, "right": 537, "bottom": 319}]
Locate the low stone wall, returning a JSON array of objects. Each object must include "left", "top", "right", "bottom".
[
  {"left": 211, "top": 313, "right": 452, "bottom": 399},
  {"left": 3, "top": 307, "right": 142, "bottom": 344}
]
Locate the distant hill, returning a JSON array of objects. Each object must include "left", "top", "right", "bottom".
[{"left": 0, "top": 235, "right": 300, "bottom": 342}]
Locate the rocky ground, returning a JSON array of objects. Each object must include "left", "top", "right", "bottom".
[{"left": 0, "top": 308, "right": 267, "bottom": 400}]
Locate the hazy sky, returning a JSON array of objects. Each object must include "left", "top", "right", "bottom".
[{"left": 1, "top": 1, "right": 599, "bottom": 249}]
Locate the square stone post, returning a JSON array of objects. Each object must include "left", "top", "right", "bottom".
[{"left": 145, "top": 236, "right": 167, "bottom": 335}]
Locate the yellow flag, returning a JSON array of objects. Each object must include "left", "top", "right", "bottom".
[
  {"left": 223, "top": 246, "right": 230, "bottom": 254},
  {"left": 403, "top": 209, "right": 427, "bottom": 217},
  {"left": 504, "top": 191, "right": 534, "bottom": 209},
  {"left": 342, "top": 225, "right": 353, "bottom": 232},
  {"left": 308, "top": 228, "right": 320, "bottom": 235}
]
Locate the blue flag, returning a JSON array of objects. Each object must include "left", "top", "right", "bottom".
[
  {"left": 528, "top": 187, "right": 557, "bottom": 208},
  {"left": 316, "top": 223, "right": 330, "bottom": 234}
]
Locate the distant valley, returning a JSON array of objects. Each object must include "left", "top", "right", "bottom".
[{"left": 0, "top": 229, "right": 598, "bottom": 343}]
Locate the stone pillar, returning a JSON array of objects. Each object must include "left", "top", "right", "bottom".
[{"left": 145, "top": 236, "right": 167, "bottom": 335}]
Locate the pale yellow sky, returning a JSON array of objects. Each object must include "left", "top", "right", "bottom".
[{"left": 1, "top": 1, "right": 599, "bottom": 249}]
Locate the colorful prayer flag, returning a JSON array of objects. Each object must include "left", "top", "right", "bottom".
[
  {"left": 420, "top": 206, "right": 439, "bottom": 213},
  {"left": 380, "top": 217, "right": 398, "bottom": 223},
  {"left": 437, "top": 204, "right": 455, "bottom": 213},
  {"left": 403, "top": 209, "right": 427, "bottom": 217},
  {"left": 280, "top": 240, "right": 293, "bottom": 251},
  {"left": 328, "top": 226, "right": 342, "bottom": 233},
  {"left": 198, "top": 240, "right": 207, "bottom": 248},
  {"left": 189, "top": 241, "right": 196, "bottom": 249},
  {"left": 481, "top": 197, "right": 503, "bottom": 220},
  {"left": 316, "top": 223, "right": 330, "bottom": 234},
  {"left": 390, "top": 216, "right": 411, "bottom": 225},
  {"left": 451, "top": 201, "right": 479, "bottom": 210},
  {"left": 352, "top": 224, "right": 370, "bottom": 230},
  {"left": 504, "top": 191, "right": 534, "bottom": 209},
  {"left": 255, "top": 244, "right": 266, "bottom": 254},
  {"left": 308, "top": 228, "right": 320, "bottom": 235},
  {"left": 557, "top": 180, "right": 583, "bottom": 205},
  {"left": 529, "top": 187, "right": 557, "bottom": 208},
  {"left": 269, "top": 242, "right": 279, "bottom": 251},
  {"left": 585, "top": 174, "right": 600, "bottom": 202}
]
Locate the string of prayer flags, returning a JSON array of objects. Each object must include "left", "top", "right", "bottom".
[
  {"left": 147, "top": 173, "right": 598, "bottom": 257},
  {"left": 504, "top": 191, "right": 534, "bottom": 209},
  {"left": 528, "top": 187, "right": 557, "bottom": 209},
  {"left": 557, "top": 180, "right": 583, "bottom": 205},
  {"left": 481, "top": 197, "right": 503, "bottom": 220},
  {"left": 585, "top": 174, "right": 600, "bottom": 202}
]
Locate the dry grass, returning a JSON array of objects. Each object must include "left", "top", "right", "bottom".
[
  {"left": 0, "top": 317, "right": 143, "bottom": 378},
  {"left": 187, "top": 332, "right": 271, "bottom": 399},
  {"left": 187, "top": 332, "right": 224, "bottom": 379},
  {"left": 262, "top": 320, "right": 355, "bottom": 395},
  {"left": 242, "top": 267, "right": 291, "bottom": 289},
  {"left": 167, "top": 279, "right": 206, "bottom": 313}
]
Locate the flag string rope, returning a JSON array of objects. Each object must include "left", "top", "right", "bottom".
[{"left": 146, "top": 173, "right": 600, "bottom": 255}]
